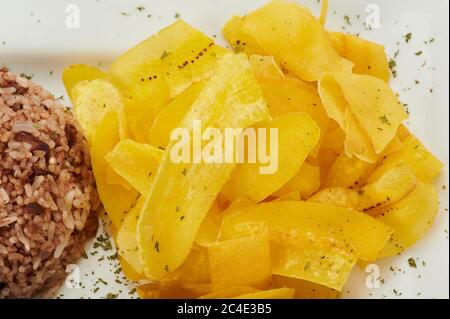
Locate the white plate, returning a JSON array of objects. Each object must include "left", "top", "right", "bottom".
[{"left": 1, "top": 0, "right": 448, "bottom": 299}]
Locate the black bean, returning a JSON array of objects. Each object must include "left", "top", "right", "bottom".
[{"left": 24, "top": 203, "right": 44, "bottom": 215}]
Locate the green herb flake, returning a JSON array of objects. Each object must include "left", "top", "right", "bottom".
[
  {"left": 388, "top": 59, "right": 396, "bottom": 69},
  {"left": 107, "top": 252, "right": 118, "bottom": 261},
  {"left": 105, "top": 293, "right": 118, "bottom": 299},
  {"left": 97, "top": 278, "right": 108, "bottom": 286},
  {"left": 19, "top": 73, "right": 33, "bottom": 80},
  {"left": 160, "top": 50, "right": 170, "bottom": 60},
  {"left": 388, "top": 59, "right": 397, "bottom": 77},
  {"left": 408, "top": 257, "right": 417, "bottom": 268},
  {"left": 175, "top": 12, "right": 181, "bottom": 18},
  {"left": 93, "top": 234, "right": 113, "bottom": 251},
  {"left": 415, "top": 51, "right": 423, "bottom": 56},
  {"left": 404, "top": 33, "right": 412, "bottom": 43}
]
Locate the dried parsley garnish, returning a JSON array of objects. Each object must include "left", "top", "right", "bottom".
[
  {"left": 408, "top": 257, "right": 417, "bottom": 268},
  {"left": 379, "top": 115, "right": 391, "bottom": 125},
  {"left": 19, "top": 73, "right": 33, "bottom": 80}
]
